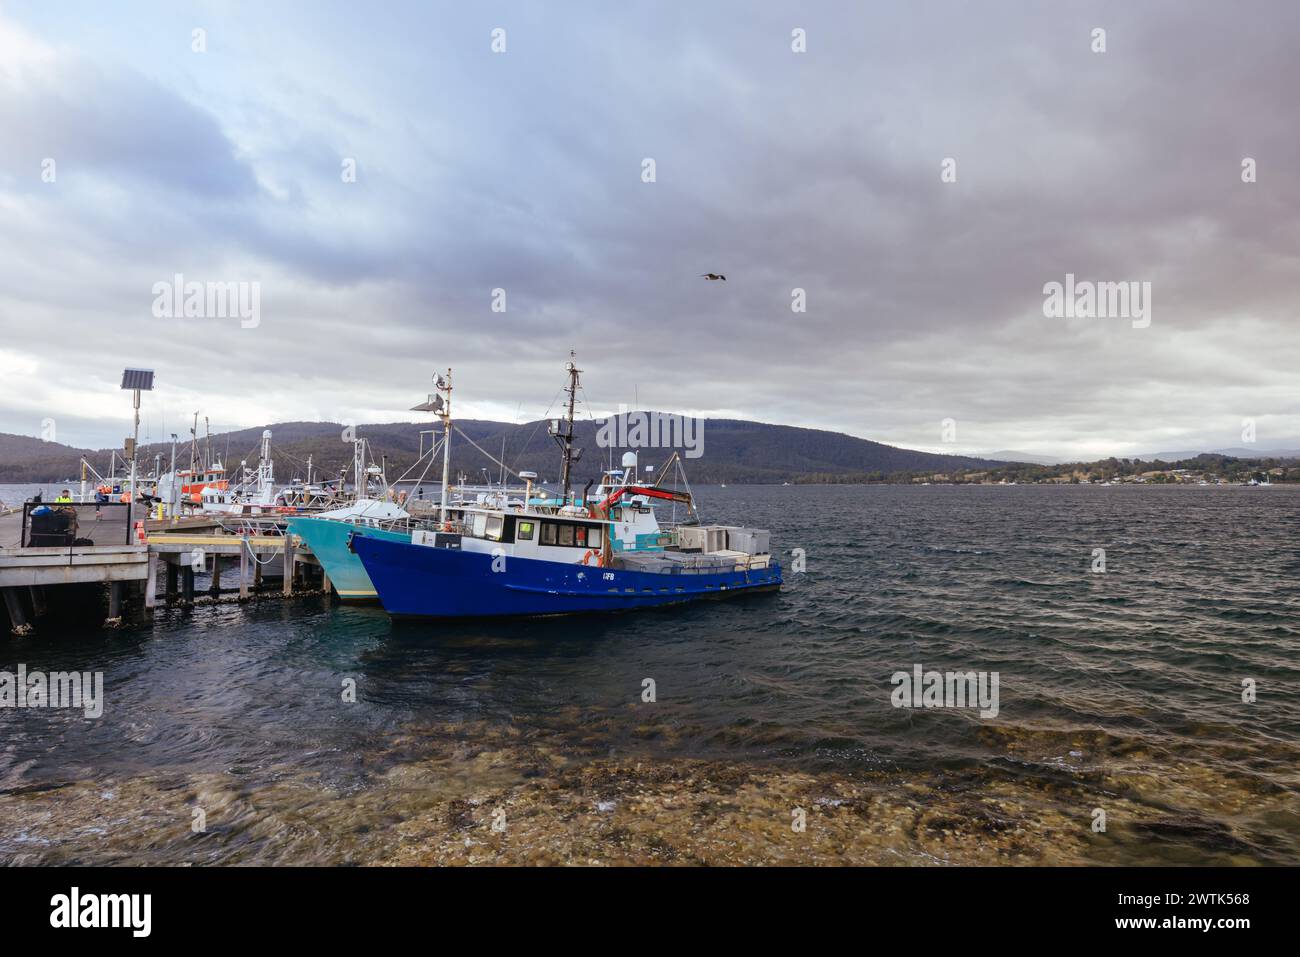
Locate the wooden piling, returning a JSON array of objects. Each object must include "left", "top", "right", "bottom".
[
  {"left": 3, "top": 587, "right": 31, "bottom": 635},
  {"left": 239, "top": 536, "right": 250, "bottom": 600},
  {"left": 283, "top": 535, "right": 295, "bottom": 596},
  {"left": 145, "top": 553, "right": 158, "bottom": 609}
]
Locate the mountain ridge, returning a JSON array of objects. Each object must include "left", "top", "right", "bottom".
[
  {"left": 980, "top": 446, "right": 1300, "bottom": 466},
  {"left": 0, "top": 415, "right": 1002, "bottom": 485}
]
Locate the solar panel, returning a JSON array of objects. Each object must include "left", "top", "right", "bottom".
[{"left": 121, "top": 369, "right": 155, "bottom": 390}]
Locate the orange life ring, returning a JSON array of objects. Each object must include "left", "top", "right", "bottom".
[{"left": 581, "top": 549, "right": 603, "bottom": 567}]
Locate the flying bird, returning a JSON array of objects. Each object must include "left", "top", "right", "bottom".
[{"left": 701, "top": 273, "right": 726, "bottom": 281}]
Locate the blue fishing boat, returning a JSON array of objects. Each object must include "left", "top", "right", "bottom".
[
  {"left": 353, "top": 357, "right": 781, "bottom": 619},
  {"left": 352, "top": 530, "right": 780, "bottom": 618}
]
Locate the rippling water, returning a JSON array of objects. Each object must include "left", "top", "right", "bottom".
[{"left": 2, "top": 485, "right": 1297, "bottom": 865}]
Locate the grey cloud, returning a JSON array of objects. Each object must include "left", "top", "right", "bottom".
[
  {"left": 0, "top": 60, "right": 258, "bottom": 199},
  {"left": 0, "top": 1, "right": 1297, "bottom": 457}
]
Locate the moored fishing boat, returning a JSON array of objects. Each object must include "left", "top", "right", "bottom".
[
  {"left": 353, "top": 357, "right": 780, "bottom": 620},
  {"left": 352, "top": 503, "right": 780, "bottom": 619}
]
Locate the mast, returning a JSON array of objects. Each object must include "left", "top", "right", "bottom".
[
  {"left": 353, "top": 437, "right": 364, "bottom": 499},
  {"left": 257, "top": 430, "right": 273, "bottom": 498},
  {"left": 412, "top": 370, "right": 453, "bottom": 523},
  {"left": 558, "top": 353, "right": 581, "bottom": 506},
  {"left": 439, "top": 370, "right": 453, "bottom": 522}
]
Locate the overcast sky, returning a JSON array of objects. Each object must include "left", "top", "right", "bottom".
[{"left": 1, "top": 0, "right": 1297, "bottom": 460}]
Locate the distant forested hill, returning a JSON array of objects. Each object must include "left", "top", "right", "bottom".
[
  {"left": 0, "top": 415, "right": 1000, "bottom": 485},
  {"left": 0, "top": 433, "right": 95, "bottom": 483}
]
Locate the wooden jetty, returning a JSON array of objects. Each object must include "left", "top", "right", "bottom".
[{"left": 0, "top": 507, "right": 328, "bottom": 635}]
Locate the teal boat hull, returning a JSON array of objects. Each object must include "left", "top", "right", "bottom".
[{"left": 287, "top": 516, "right": 411, "bottom": 601}]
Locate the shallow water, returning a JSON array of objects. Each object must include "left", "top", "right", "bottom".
[{"left": 1, "top": 484, "right": 1297, "bottom": 864}]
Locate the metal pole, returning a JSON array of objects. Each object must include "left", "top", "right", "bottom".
[
  {"left": 169, "top": 434, "right": 178, "bottom": 520},
  {"left": 128, "top": 389, "right": 140, "bottom": 541},
  {"left": 439, "top": 370, "right": 453, "bottom": 524}
]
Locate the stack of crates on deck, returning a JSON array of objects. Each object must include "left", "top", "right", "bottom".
[
  {"left": 727, "top": 528, "right": 770, "bottom": 556},
  {"left": 675, "top": 526, "right": 709, "bottom": 552},
  {"left": 676, "top": 526, "right": 735, "bottom": 553},
  {"left": 673, "top": 525, "right": 771, "bottom": 568},
  {"left": 725, "top": 528, "right": 772, "bottom": 569},
  {"left": 712, "top": 526, "right": 740, "bottom": 552}
]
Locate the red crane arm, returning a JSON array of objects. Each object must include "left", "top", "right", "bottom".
[{"left": 595, "top": 485, "right": 692, "bottom": 513}]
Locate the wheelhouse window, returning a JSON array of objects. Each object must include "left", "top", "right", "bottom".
[
  {"left": 537, "top": 521, "right": 600, "bottom": 548},
  {"left": 517, "top": 521, "right": 535, "bottom": 541},
  {"left": 485, "top": 515, "right": 504, "bottom": 541}
]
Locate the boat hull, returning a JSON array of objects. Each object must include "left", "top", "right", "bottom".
[
  {"left": 352, "top": 536, "right": 782, "bottom": 619},
  {"left": 287, "top": 517, "right": 410, "bottom": 601}
]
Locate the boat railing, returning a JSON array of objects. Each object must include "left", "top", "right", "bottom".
[
  {"left": 218, "top": 516, "right": 284, "bottom": 538},
  {"left": 614, "top": 553, "right": 768, "bottom": 575},
  {"left": 409, "top": 517, "right": 473, "bottom": 536}
]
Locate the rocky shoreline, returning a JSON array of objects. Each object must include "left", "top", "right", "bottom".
[{"left": 3, "top": 727, "right": 1292, "bottom": 865}]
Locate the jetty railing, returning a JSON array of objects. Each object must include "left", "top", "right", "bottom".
[{"left": 21, "top": 501, "right": 133, "bottom": 547}]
